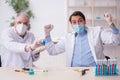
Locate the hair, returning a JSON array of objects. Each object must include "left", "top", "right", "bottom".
[
  {"left": 15, "top": 12, "right": 30, "bottom": 21},
  {"left": 69, "top": 11, "right": 86, "bottom": 23}
]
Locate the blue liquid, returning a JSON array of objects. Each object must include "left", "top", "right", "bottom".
[
  {"left": 114, "top": 64, "right": 116, "bottom": 74},
  {"left": 110, "top": 65, "right": 112, "bottom": 75},
  {"left": 96, "top": 65, "right": 98, "bottom": 75},
  {"left": 29, "top": 69, "right": 35, "bottom": 75}
]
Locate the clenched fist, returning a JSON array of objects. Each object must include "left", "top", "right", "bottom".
[
  {"left": 104, "top": 13, "right": 113, "bottom": 26},
  {"left": 44, "top": 24, "right": 54, "bottom": 38}
]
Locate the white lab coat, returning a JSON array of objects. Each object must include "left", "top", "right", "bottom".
[
  {"left": 0, "top": 27, "right": 40, "bottom": 67},
  {"left": 46, "top": 26, "right": 120, "bottom": 67}
]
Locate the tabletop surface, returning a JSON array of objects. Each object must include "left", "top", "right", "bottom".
[{"left": 0, "top": 67, "right": 119, "bottom": 80}]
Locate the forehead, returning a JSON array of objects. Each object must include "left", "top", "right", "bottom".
[
  {"left": 16, "top": 15, "right": 29, "bottom": 22},
  {"left": 71, "top": 16, "right": 83, "bottom": 20}
]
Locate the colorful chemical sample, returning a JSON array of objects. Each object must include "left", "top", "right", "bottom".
[{"left": 95, "top": 58, "right": 117, "bottom": 76}]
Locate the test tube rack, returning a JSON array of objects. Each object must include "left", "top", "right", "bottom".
[{"left": 95, "top": 59, "right": 119, "bottom": 76}]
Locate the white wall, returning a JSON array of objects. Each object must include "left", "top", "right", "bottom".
[
  {"left": 29, "top": 0, "right": 67, "bottom": 38},
  {"left": 0, "top": 0, "right": 67, "bottom": 38},
  {"left": 29, "top": 0, "right": 67, "bottom": 67},
  {"left": 0, "top": 0, "right": 120, "bottom": 67},
  {"left": 0, "top": 0, "right": 16, "bottom": 33}
]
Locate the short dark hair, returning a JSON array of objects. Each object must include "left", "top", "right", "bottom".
[{"left": 69, "top": 11, "right": 86, "bottom": 23}]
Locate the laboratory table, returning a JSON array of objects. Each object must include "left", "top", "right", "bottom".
[{"left": 0, "top": 67, "right": 119, "bottom": 80}]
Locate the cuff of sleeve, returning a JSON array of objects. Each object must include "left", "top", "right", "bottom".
[
  {"left": 25, "top": 44, "right": 34, "bottom": 52},
  {"left": 42, "top": 36, "right": 52, "bottom": 45},
  {"left": 112, "top": 27, "right": 119, "bottom": 34}
]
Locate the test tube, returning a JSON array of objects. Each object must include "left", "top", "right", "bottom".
[
  {"left": 100, "top": 60, "right": 103, "bottom": 76},
  {"left": 96, "top": 61, "right": 98, "bottom": 75},
  {"left": 114, "top": 58, "right": 117, "bottom": 75},
  {"left": 98, "top": 61, "right": 100, "bottom": 75},
  {"left": 102, "top": 60, "right": 105, "bottom": 75},
  {"left": 107, "top": 61, "right": 110, "bottom": 75},
  {"left": 112, "top": 60, "right": 114, "bottom": 75},
  {"left": 105, "top": 60, "right": 108, "bottom": 75},
  {"left": 110, "top": 60, "right": 112, "bottom": 75}
]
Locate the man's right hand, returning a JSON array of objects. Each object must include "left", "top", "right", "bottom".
[
  {"left": 30, "top": 39, "right": 42, "bottom": 50},
  {"left": 44, "top": 24, "right": 54, "bottom": 38},
  {"left": 33, "top": 46, "right": 46, "bottom": 53},
  {"left": 25, "top": 39, "right": 43, "bottom": 52}
]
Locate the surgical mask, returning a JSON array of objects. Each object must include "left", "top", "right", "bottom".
[
  {"left": 73, "top": 25, "right": 85, "bottom": 33},
  {"left": 16, "top": 24, "right": 27, "bottom": 36}
]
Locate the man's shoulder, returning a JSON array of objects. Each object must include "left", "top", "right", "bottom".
[
  {"left": 87, "top": 26, "right": 102, "bottom": 29},
  {"left": 87, "top": 26, "right": 104, "bottom": 32},
  {"left": 1, "top": 27, "right": 14, "bottom": 35},
  {"left": 0, "top": 27, "right": 15, "bottom": 40},
  {"left": 65, "top": 32, "right": 75, "bottom": 39},
  {"left": 27, "top": 31, "right": 34, "bottom": 35},
  {"left": 26, "top": 31, "right": 34, "bottom": 37}
]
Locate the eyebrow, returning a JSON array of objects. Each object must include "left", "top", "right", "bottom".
[
  {"left": 78, "top": 18, "right": 84, "bottom": 20},
  {"left": 17, "top": 21, "right": 29, "bottom": 24},
  {"left": 71, "top": 18, "right": 84, "bottom": 21}
]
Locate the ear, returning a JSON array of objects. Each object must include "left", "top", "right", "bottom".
[
  {"left": 71, "top": 24, "right": 74, "bottom": 28},
  {"left": 14, "top": 21, "right": 17, "bottom": 27},
  {"left": 27, "top": 24, "right": 31, "bottom": 30},
  {"left": 84, "top": 21, "right": 86, "bottom": 24}
]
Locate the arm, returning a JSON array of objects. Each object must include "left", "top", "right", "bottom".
[
  {"left": 101, "top": 13, "right": 120, "bottom": 45},
  {"left": 101, "top": 27, "right": 120, "bottom": 45},
  {"left": 44, "top": 24, "right": 65, "bottom": 55},
  {"left": 45, "top": 37, "right": 65, "bottom": 55},
  {"left": 1, "top": 29, "right": 42, "bottom": 54},
  {"left": 1, "top": 30, "right": 27, "bottom": 53}
]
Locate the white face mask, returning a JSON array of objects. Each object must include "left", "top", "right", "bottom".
[{"left": 16, "top": 24, "right": 27, "bottom": 36}]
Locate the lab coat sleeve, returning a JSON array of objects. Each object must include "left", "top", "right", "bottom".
[
  {"left": 100, "top": 27, "right": 120, "bottom": 45},
  {"left": 1, "top": 30, "right": 27, "bottom": 53},
  {"left": 45, "top": 39, "right": 65, "bottom": 56}
]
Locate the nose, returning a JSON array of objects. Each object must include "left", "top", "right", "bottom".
[
  {"left": 75, "top": 21, "right": 81, "bottom": 25},
  {"left": 76, "top": 23, "right": 82, "bottom": 26}
]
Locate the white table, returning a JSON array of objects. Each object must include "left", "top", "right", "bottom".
[{"left": 0, "top": 67, "right": 119, "bottom": 80}]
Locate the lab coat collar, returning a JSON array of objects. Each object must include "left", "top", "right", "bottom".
[{"left": 87, "top": 28, "right": 97, "bottom": 62}]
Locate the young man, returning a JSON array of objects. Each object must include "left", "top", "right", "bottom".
[{"left": 43, "top": 11, "right": 120, "bottom": 67}]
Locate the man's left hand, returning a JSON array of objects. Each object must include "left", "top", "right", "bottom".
[{"left": 104, "top": 13, "right": 113, "bottom": 26}]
